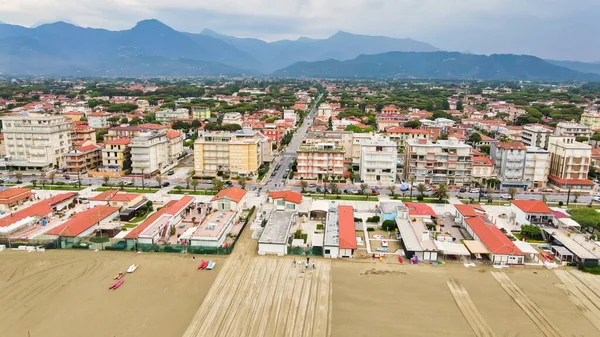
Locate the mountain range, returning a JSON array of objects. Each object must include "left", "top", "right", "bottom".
[{"left": 0, "top": 19, "right": 598, "bottom": 81}]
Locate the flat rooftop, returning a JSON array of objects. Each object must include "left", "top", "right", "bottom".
[
  {"left": 191, "top": 210, "right": 235, "bottom": 239},
  {"left": 324, "top": 206, "right": 339, "bottom": 247},
  {"left": 259, "top": 211, "right": 296, "bottom": 245},
  {"left": 396, "top": 216, "right": 437, "bottom": 252},
  {"left": 544, "top": 228, "right": 600, "bottom": 260}
]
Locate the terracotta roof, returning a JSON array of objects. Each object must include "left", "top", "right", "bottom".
[
  {"left": 211, "top": 187, "right": 247, "bottom": 203},
  {"left": 386, "top": 127, "right": 428, "bottom": 134},
  {"left": 76, "top": 144, "right": 102, "bottom": 153},
  {"left": 166, "top": 130, "right": 181, "bottom": 139},
  {"left": 472, "top": 156, "right": 493, "bottom": 166},
  {"left": 125, "top": 200, "right": 176, "bottom": 239},
  {"left": 338, "top": 205, "right": 357, "bottom": 249},
  {"left": 548, "top": 175, "right": 595, "bottom": 186},
  {"left": 0, "top": 188, "right": 33, "bottom": 205},
  {"left": 268, "top": 190, "right": 302, "bottom": 204},
  {"left": 47, "top": 192, "right": 78, "bottom": 205},
  {"left": 454, "top": 204, "right": 486, "bottom": 218},
  {"left": 0, "top": 199, "right": 53, "bottom": 228},
  {"left": 404, "top": 202, "right": 436, "bottom": 217},
  {"left": 88, "top": 112, "right": 110, "bottom": 117},
  {"left": 105, "top": 138, "right": 131, "bottom": 145},
  {"left": 90, "top": 190, "right": 141, "bottom": 202},
  {"left": 511, "top": 200, "right": 552, "bottom": 214},
  {"left": 464, "top": 216, "right": 524, "bottom": 255},
  {"left": 47, "top": 206, "right": 120, "bottom": 237},
  {"left": 495, "top": 142, "right": 526, "bottom": 151}
]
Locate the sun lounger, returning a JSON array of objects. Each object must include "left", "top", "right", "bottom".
[
  {"left": 206, "top": 261, "right": 216, "bottom": 270},
  {"left": 375, "top": 247, "right": 388, "bottom": 252}
]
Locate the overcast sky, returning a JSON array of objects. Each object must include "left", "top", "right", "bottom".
[{"left": 1, "top": 0, "right": 599, "bottom": 62}]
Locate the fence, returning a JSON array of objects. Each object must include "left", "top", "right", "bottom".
[{"left": 287, "top": 246, "right": 323, "bottom": 256}]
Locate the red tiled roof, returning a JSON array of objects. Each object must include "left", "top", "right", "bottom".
[
  {"left": 511, "top": 200, "right": 552, "bottom": 214},
  {"left": 0, "top": 199, "right": 53, "bottom": 228},
  {"left": 88, "top": 112, "right": 110, "bottom": 117},
  {"left": 404, "top": 203, "right": 436, "bottom": 217},
  {"left": 338, "top": 205, "right": 357, "bottom": 249},
  {"left": 47, "top": 206, "right": 120, "bottom": 237},
  {"left": 268, "top": 190, "right": 302, "bottom": 204},
  {"left": 548, "top": 175, "right": 595, "bottom": 186},
  {"left": 125, "top": 200, "right": 177, "bottom": 239},
  {"left": 454, "top": 204, "right": 486, "bottom": 218},
  {"left": 166, "top": 130, "right": 181, "bottom": 139},
  {"left": 76, "top": 144, "right": 102, "bottom": 153},
  {"left": 495, "top": 142, "right": 526, "bottom": 151},
  {"left": 552, "top": 210, "right": 569, "bottom": 219},
  {"left": 465, "top": 216, "right": 524, "bottom": 255},
  {"left": 104, "top": 138, "right": 131, "bottom": 145},
  {"left": 386, "top": 127, "right": 428, "bottom": 134},
  {"left": 472, "top": 156, "right": 493, "bottom": 166},
  {"left": 0, "top": 188, "right": 33, "bottom": 205},
  {"left": 90, "top": 190, "right": 141, "bottom": 202},
  {"left": 47, "top": 192, "right": 78, "bottom": 205},
  {"left": 211, "top": 187, "right": 247, "bottom": 203}
]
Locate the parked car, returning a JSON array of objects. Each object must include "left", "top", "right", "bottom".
[
  {"left": 350, "top": 189, "right": 360, "bottom": 195},
  {"left": 161, "top": 182, "right": 170, "bottom": 187},
  {"left": 469, "top": 188, "right": 480, "bottom": 193},
  {"left": 225, "top": 181, "right": 233, "bottom": 187},
  {"left": 500, "top": 194, "right": 511, "bottom": 199},
  {"left": 63, "top": 174, "right": 70, "bottom": 180},
  {"left": 371, "top": 189, "right": 380, "bottom": 195},
  {"left": 124, "top": 181, "right": 133, "bottom": 186},
  {"left": 593, "top": 195, "right": 600, "bottom": 202},
  {"left": 308, "top": 184, "right": 317, "bottom": 188},
  {"left": 459, "top": 187, "right": 467, "bottom": 193},
  {"left": 167, "top": 170, "right": 175, "bottom": 175}
]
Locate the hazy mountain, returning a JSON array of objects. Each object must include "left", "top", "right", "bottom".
[
  {"left": 0, "top": 20, "right": 257, "bottom": 76},
  {"left": 546, "top": 59, "right": 600, "bottom": 75},
  {"left": 273, "top": 51, "right": 600, "bottom": 81},
  {"left": 198, "top": 29, "right": 438, "bottom": 72}
]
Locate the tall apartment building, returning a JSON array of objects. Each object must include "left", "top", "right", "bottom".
[
  {"left": 490, "top": 142, "right": 528, "bottom": 190},
  {"left": 130, "top": 132, "right": 169, "bottom": 175},
  {"left": 0, "top": 113, "right": 72, "bottom": 171},
  {"left": 520, "top": 124, "right": 554, "bottom": 149},
  {"left": 102, "top": 138, "right": 131, "bottom": 172},
  {"left": 71, "top": 125, "right": 96, "bottom": 147},
  {"left": 191, "top": 106, "right": 211, "bottom": 120},
  {"left": 360, "top": 139, "right": 398, "bottom": 185},
  {"left": 87, "top": 112, "right": 111, "bottom": 129},
  {"left": 524, "top": 147, "right": 550, "bottom": 189},
  {"left": 303, "top": 131, "right": 353, "bottom": 161},
  {"left": 62, "top": 144, "right": 103, "bottom": 173},
  {"left": 296, "top": 143, "right": 345, "bottom": 180},
  {"left": 194, "top": 130, "right": 265, "bottom": 177},
  {"left": 471, "top": 156, "right": 494, "bottom": 185},
  {"left": 547, "top": 136, "right": 594, "bottom": 192},
  {"left": 222, "top": 112, "right": 243, "bottom": 126},
  {"left": 580, "top": 113, "right": 600, "bottom": 130},
  {"left": 404, "top": 138, "right": 472, "bottom": 186},
  {"left": 554, "top": 122, "right": 592, "bottom": 138},
  {"left": 155, "top": 108, "right": 190, "bottom": 123}
]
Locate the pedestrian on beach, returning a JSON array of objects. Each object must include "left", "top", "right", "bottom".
[
  {"left": 307, "top": 257, "right": 310, "bottom": 264},
  {"left": 312, "top": 262, "right": 316, "bottom": 270},
  {"left": 293, "top": 258, "right": 296, "bottom": 268},
  {"left": 192, "top": 256, "right": 195, "bottom": 261}
]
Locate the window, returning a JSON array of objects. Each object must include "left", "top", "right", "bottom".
[
  {"left": 286, "top": 204, "right": 296, "bottom": 210},
  {"left": 276, "top": 200, "right": 285, "bottom": 206}
]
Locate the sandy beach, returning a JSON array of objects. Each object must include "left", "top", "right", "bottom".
[{"left": 0, "top": 250, "right": 222, "bottom": 337}]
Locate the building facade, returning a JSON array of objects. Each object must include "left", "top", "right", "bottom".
[
  {"left": 130, "top": 132, "right": 169, "bottom": 175},
  {"left": 580, "top": 113, "right": 600, "bottom": 130},
  {"left": 471, "top": 156, "right": 494, "bottom": 185},
  {"left": 62, "top": 144, "right": 103, "bottom": 173},
  {"left": 194, "top": 130, "right": 264, "bottom": 177},
  {"left": 524, "top": 147, "right": 550, "bottom": 189},
  {"left": 404, "top": 138, "right": 472, "bottom": 186},
  {"left": 296, "top": 143, "right": 345, "bottom": 180},
  {"left": 102, "top": 138, "right": 131, "bottom": 172},
  {"left": 0, "top": 114, "right": 72, "bottom": 171},
  {"left": 490, "top": 142, "right": 528, "bottom": 190},
  {"left": 191, "top": 106, "right": 211, "bottom": 120},
  {"left": 360, "top": 139, "right": 398, "bottom": 185},
  {"left": 155, "top": 108, "right": 190, "bottom": 123},
  {"left": 555, "top": 122, "right": 592, "bottom": 139},
  {"left": 547, "top": 136, "right": 594, "bottom": 192},
  {"left": 87, "top": 112, "right": 111, "bottom": 129},
  {"left": 520, "top": 124, "right": 553, "bottom": 149}
]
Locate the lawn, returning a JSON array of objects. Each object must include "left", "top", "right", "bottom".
[
  {"left": 512, "top": 233, "right": 545, "bottom": 243},
  {"left": 23, "top": 185, "right": 85, "bottom": 191},
  {"left": 302, "top": 193, "right": 379, "bottom": 201},
  {"left": 95, "top": 187, "right": 159, "bottom": 193},
  {"left": 459, "top": 199, "right": 512, "bottom": 206},
  {"left": 123, "top": 224, "right": 138, "bottom": 228},
  {"left": 394, "top": 197, "right": 449, "bottom": 204},
  {"left": 168, "top": 189, "right": 217, "bottom": 195}
]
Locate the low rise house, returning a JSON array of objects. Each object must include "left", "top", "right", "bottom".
[
  {"left": 47, "top": 205, "right": 120, "bottom": 244},
  {"left": 395, "top": 204, "right": 439, "bottom": 262},
  {"left": 211, "top": 187, "right": 247, "bottom": 211},
  {"left": 90, "top": 190, "right": 145, "bottom": 210},
  {"left": 510, "top": 200, "right": 553, "bottom": 226},
  {"left": 258, "top": 210, "right": 298, "bottom": 256},
  {"left": 324, "top": 204, "right": 357, "bottom": 258},
  {"left": 87, "top": 112, "right": 111, "bottom": 129},
  {"left": 267, "top": 190, "right": 303, "bottom": 211},
  {"left": 471, "top": 156, "right": 494, "bottom": 186},
  {"left": 0, "top": 188, "right": 34, "bottom": 213},
  {"left": 62, "top": 143, "right": 103, "bottom": 173},
  {"left": 101, "top": 138, "right": 131, "bottom": 172}
]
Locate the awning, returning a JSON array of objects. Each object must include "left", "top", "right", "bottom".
[
  {"left": 513, "top": 241, "right": 538, "bottom": 255},
  {"left": 552, "top": 245, "right": 573, "bottom": 256},
  {"left": 463, "top": 240, "right": 490, "bottom": 254},
  {"left": 434, "top": 241, "right": 470, "bottom": 256}
]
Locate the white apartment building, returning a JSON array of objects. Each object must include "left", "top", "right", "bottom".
[
  {"left": 155, "top": 108, "right": 190, "bottom": 123},
  {"left": 304, "top": 131, "right": 353, "bottom": 161},
  {"left": 360, "top": 139, "right": 398, "bottom": 185},
  {"left": 130, "top": 131, "right": 169, "bottom": 175},
  {"left": 547, "top": 136, "right": 594, "bottom": 193},
  {"left": 580, "top": 113, "right": 600, "bottom": 130},
  {"left": 555, "top": 122, "right": 592, "bottom": 139},
  {"left": 283, "top": 110, "right": 297, "bottom": 125},
  {"left": 222, "top": 112, "right": 243, "bottom": 126},
  {"left": 317, "top": 103, "right": 333, "bottom": 118},
  {"left": 524, "top": 147, "right": 550, "bottom": 189},
  {"left": 490, "top": 142, "right": 528, "bottom": 190},
  {"left": 296, "top": 143, "right": 345, "bottom": 180},
  {"left": 404, "top": 138, "right": 472, "bottom": 187},
  {"left": 520, "top": 124, "right": 554, "bottom": 149},
  {"left": 87, "top": 112, "right": 111, "bottom": 129},
  {"left": 0, "top": 113, "right": 72, "bottom": 171}
]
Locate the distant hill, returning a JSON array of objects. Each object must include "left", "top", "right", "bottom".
[
  {"left": 198, "top": 29, "right": 438, "bottom": 72},
  {"left": 546, "top": 59, "right": 600, "bottom": 75},
  {"left": 273, "top": 51, "right": 600, "bottom": 81}
]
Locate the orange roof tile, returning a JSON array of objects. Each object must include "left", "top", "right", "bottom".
[
  {"left": 105, "top": 138, "right": 131, "bottom": 145},
  {"left": 404, "top": 202, "right": 436, "bottom": 217},
  {"left": 0, "top": 194, "right": 74, "bottom": 228},
  {"left": 496, "top": 142, "right": 526, "bottom": 151},
  {"left": 465, "top": 216, "right": 524, "bottom": 255},
  {"left": 90, "top": 190, "right": 140, "bottom": 202},
  {"left": 0, "top": 188, "right": 33, "bottom": 205},
  {"left": 47, "top": 206, "right": 120, "bottom": 237},
  {"left": 211, "top": 187, "right": 247, "bottom": 203},
  {"left": 338, "top": 205, "right": 357, "bottom": 249},
  {"left": 268, "top": 190, "right": 302, "bottom": 204},
  {"left": 166, "top": 130, "right": 181, "bottom": 139},
  {"left": 548, "top": 175, "right": 595, "bottom": 186},
  {"left": 511, "top": 200, "right": 552, "bottom": 214},
  {"left": 454, "top": 204, "right": 486, "bottom": 217}
]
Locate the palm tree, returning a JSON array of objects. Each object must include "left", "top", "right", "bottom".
[
  {"left": 300, "top": 180, "right": 308, "bottom": 193},
  {"left": 140, "top": 168, "right": 145, "bottom": 190},
  {"left": 15, "top": 172, "right": 23, "bottom": 183},
  {"left": 103, "top": 175, "right": 110, "bottom": 187},
  {"left": 40, "top": 179, "right": 47, "bottom": 189},
  {"left": 191, "top": 179, "right": 200, "bottom": 192},
  {"left": 329, "top": 182, "right": 339, "bottom": 196},
  {"left": 48, "top": 172, "right": 56, "bottom": 185},
  {"left": 508, "top": 187, "right": 518, "bottom": 200},
  {"left": 156, "top": 176, "right": 163, "bottom": 188},
  {"left": 432, "top": 184, "right": 449, "bottom": 203},
  {"left": 211, "top": 178, "right": 224, "bottom": 192},
  {"left": 417, "top": 183, "right": 426, "bottom": 197},
  {"left": 409, "top": 176, "right": 415, "bottom": 199},
  {"left": 118, "top": 181, "right": 125, "bottom": 190},
  {"left": 185, "top": 176, "right": 192, "bottom": 190},
  {"left": 386, "top": 185, "right": 396, "bottom": 197},
  {"left": 238, "top": 177, "right": 246, "bottom": 190},
  {"left": 573, "top": 191, "right": 581, "bottom": 203},
  {"left": 31, "top": 180, "right": 38, "bottom": 188}
]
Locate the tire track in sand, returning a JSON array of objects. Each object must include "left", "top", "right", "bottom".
[
  {"left": 447, "top": 278, "right": 496, "bottom": 337},
  {"left": 554, "top": 270, "right": 600, "bottom": 332}
]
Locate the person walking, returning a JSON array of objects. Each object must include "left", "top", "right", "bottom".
[
  {"left": 192, "top": 256, "right": 195, "bottom": 262},
  {"left": 312, "top": 262, "right": 316, "bottom": 270},
  {"left": 293, "top": 257, "right": 296, "bottom": 268}
]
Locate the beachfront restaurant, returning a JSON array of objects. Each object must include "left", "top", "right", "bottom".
[
  {"left": 543, "top": 227, "right": 599, "bottom": 268},
  {"left": 395, "top": 208, "right": 439, "bottom": 262},
  {"left": 258, "top": 210, "right": 297, "bottom": 256}
]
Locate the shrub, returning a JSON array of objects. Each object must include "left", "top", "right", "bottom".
[
  {"left": 316, "top": 224, "right": 324, "bottom": 230},
  {"left": 366, "top": 215, "right": 380, "bottom": 223},
  {"left": 416, "top": 195, "right": 424, "bottom": 201},
  {"left": 382, "top": 220, "right": 397, "bottom": 231},
  {"left": 559, "top": 201, "right": 564, "bottom": 207},
  {"left": 56, "top": 181, "right": 65, "bottom": 186},
  {"left": 353, "top": 217, "right": 362, "bottom": 222},
  {"left": 366, "top": 227, "right": 375, "bottom": 232},
  {"left": 294, "top": 229, "right": 303, "bottom": 239},
  {"left": 520, "top": 225, "right": 543, "bottom": 240}
]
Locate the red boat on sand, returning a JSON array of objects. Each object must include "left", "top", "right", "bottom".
[
  {"left": 198, "top": 260, "right": 208, "bottom": 270},
  {"left": 109, "top": 279, "right": 125, "bottom": 290}
]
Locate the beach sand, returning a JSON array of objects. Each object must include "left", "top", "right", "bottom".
[{"left": 0, "top": 250, "right": 222, "bottom": 337}]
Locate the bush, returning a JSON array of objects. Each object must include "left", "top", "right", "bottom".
[
  {"left": 366, "top": 227, "right": 375, "bottom": 232},
  {"left": 366, "top": 216, "right": 380, "bottom": 223},
  {"left": 416, "top": 195, "right": 424, "bottom": 201},
  {"left": 294, "top": 229, "right": 303, "bottom": 239},
  {"left": 316, "top": 224, "right": 324, "bottom": 230},
  {"left": 353, "top": 217, "right": 362, "bottom": 222},
  {"left": 382, "top": 220, "right": 397, "bottom": 231},
  {"left": 56, "top": 181, "right": 65, "bottom": 186},
  {"left": 169, "top": 227, "right": 176, "bottom": 236},
  {"left": 520, "top": 225, "right": 543, "bottom": 240},
  {"left": 559, "top": 201, "right": 564, "bottom": 207}
]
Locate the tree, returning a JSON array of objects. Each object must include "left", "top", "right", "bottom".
[
  {"left": 360, "top": 183, "right": 369, "bottom": 196},
  {"left": 456, "top": 100, "right": 464, "bottom": 111},
  {"left": 211, "top": 178, "right": 224, "bottom": 192},
  {"left": 103, "top": 175, "right": 110, "bottom": 186},
  {"left": 40, "top": 179, "right": 47, "bottom": 189},
  {"left": 480, "top": 144, "right": 491, "bottom": 154},
  {"left": 575, "top": 136, "right": 589, "bottom": 143},
  {"left": 417, "top": 183, "right": 426, "bottom": 197},
  {"left": 382, "top": 220, "right": 397, "bottom": 232},
  {"left": 409, "top": 176, "right": 416, "bottom": 199},
  {"left": 521, "top": 225, "right": 543, "bottom": 240},
  {"left": 432, "top": 184, "right": 449, "bottom": 202},
  {"left": 300, "top": 180, "right": 308, "bottom": 193},
  {"left": 387, "top": 185, "right": 396, "bottom": 197},
  {"left": 327, "top": 117, "right": 333, "bottom": 131},
  {"left": 185, "top": 176, "right": 192, "bottom": 190},
  {"left": 468, "top": 132, "right": 482, "bottom": 144},
  {"left": 48, "top": 172, "right": 55, "bottom": 184},
  {"left": 437, "top": 132, "right": 448, "bottom": 140},
  {"left": 404, "top": 120, "right": 421, "bottom": 129},
  {"left": 118, "top": 181, "right": 125, "bottom": 190},
  {"left": 329, "top": 182, "right": 339, "bottom": 196},
  {"left": 191, "top": 179, "right": 200, "bottom": 192},
  {"left": 130, "top": 116, "right": 141, "bottom": 126},
  {"left": 441, "top": 99, "right": 450, "bottom": 110},
  {"left": 508, "top": 187, "right": 518, "bottom": 200},
  {"left": 156, "top": 176, "right": 163, "bottom": 188},
  {"left": 120, "top": 117, "right": 129, "bottom": 124},
  {"left": 573, "top": 191, "right": 581, "bottom": 203},
  {"left": 486, "top": 178, "right": 500, "bottom": 190},
  {"left": 569, "top": 208, "right": 600, "bottom": 232},
  {"left": 15, "top": 172, "right": 23, "bottom": 183},
  {"left": 31, "top": 180, "right": 38, "bottom": 188},
  {"left": 238, "top": 177, "right": 246, "bottom": 190},
  {"left": 140, "top": 168, "right": 146, "bottom": 190}
]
